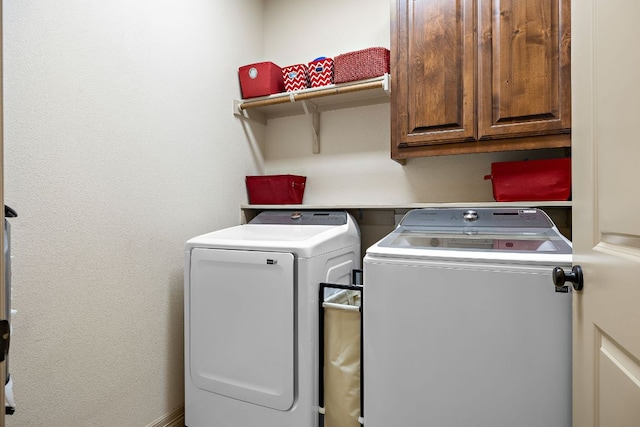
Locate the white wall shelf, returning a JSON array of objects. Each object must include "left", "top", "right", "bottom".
[
  {"left": 241, "top": 201, "right": 572, "bottom": 211},
  {"left": 233, "top": 74, "right": 390, "bottom": 154},
  {"left": 234, "top": 74, "right": 390, "bottom": 123}
]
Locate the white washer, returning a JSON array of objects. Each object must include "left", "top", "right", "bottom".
[
  {"left": 184, "top": 210, "right": 360, "bottom": 427},
  {"left": 363, "top": 208, "right": 572, "bottom": 427}
]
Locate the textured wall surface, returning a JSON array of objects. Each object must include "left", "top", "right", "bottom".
[{"left": 3, "top": 1, "right": 263, "bottom": 425}]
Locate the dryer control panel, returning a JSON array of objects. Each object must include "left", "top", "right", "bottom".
[{"left": 250, "top": 210, "right": 348, "bottom": 226}]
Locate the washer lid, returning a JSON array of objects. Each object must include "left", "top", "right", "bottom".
[{"left": 369, "top": 208, "right": 571, "bottom": 263}]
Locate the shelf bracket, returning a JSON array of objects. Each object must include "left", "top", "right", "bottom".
[
  {"left": 300, "top": 100, "right": 320, "bottom": 154},
  {"left": 382, "top": 73, "right": 391, "bottom": 95},
  {"left": 233, "top": 99, "right": 267, "bottom": 125}
]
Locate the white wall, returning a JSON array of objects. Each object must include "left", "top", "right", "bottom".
[
  {"left": 261, "top": 0, "right": 565, "bottom": 205},
  {"left": 3, "top": 1, "right": 263, "bottom": 425}
]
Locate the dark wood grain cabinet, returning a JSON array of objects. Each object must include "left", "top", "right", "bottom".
[{"left": 391, "top": 0, "right": 571, "bottom": 161}]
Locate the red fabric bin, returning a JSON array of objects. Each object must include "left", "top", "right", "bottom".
[
  {"left": 334, "top": 47, "right": 390, "bottom": 84},
  {"left": 238, "top": 62, "right": 285, "bottom": 99},
  {"left": 246, "top": 175, "right": 307, "bottom": 205},
  {"left": 484, "top": 158, "right": 571, "bottom": 202}
]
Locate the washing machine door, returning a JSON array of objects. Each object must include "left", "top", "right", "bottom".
[{"left": 189, "top": 248, "right": 295, "bottom": 410}]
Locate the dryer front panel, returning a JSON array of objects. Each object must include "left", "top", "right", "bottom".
[{"left": 189, "top": 248, "right": 295, "bottom": 411}]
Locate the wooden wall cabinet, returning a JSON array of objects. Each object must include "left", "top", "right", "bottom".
[{"left": 391, "top": 0, "right": 571, "bottom": 161}]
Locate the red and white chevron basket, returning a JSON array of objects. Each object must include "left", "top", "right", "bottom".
[
  {"left": 282, "top": 64, "right": 309, "bottom": 92},
  {"left": 308, "top": 58, "right": 334, "bottom": 88},
  {"left": 334, "top": 47, "right": 390, "bottom": 84}
]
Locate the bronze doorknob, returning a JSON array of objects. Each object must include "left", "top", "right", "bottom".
[{"left": 552, "top": 265, "right": 584, "bottom": 291}]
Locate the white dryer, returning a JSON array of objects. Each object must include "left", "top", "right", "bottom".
[
  {"left": 363, "top": 208, "right": 572, "bottom": 427},
  {"left": 184, "top": 210, "right": 360, "bottom": 427}
]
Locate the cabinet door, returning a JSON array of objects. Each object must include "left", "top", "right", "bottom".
[
  {"left": 391, "top": 0, "right": 475, "bottom": 158},
  {"left": 477, "top": 0, "right": 571, "bottom": 139}
]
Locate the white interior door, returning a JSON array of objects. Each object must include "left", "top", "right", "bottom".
[
  {"left": 572, "top": 1, "right": 640, "bottom": 426},
  {"left": 189, "top": 248, "right": 295, "bottom": 411}
]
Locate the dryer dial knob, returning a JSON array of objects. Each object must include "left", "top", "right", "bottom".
[{"left": 463, "top": 210, "right": 478, "bottom": 222}]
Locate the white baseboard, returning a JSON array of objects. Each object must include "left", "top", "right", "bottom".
[{"left": 146, "top": 405, "right": 185, "bottom": 427}]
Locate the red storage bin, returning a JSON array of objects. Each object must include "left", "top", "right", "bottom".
[
  {"left": 246, "top": 175, "right": 307, "bottom": 205},
  {"left": 238, "top": 62, "right": 285, "bottom": 99},
  {"left": 282, "top": 64, "right": 309, "bottom": 92},
  {"left": 334, "top": 47, "right": 390, "bottom": 84},
  {"left": 308, "top": 58, "right": 334, "bottom": 88},
  {"left": 484, "top": 158, "right": 571, "bottom": 202}
]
